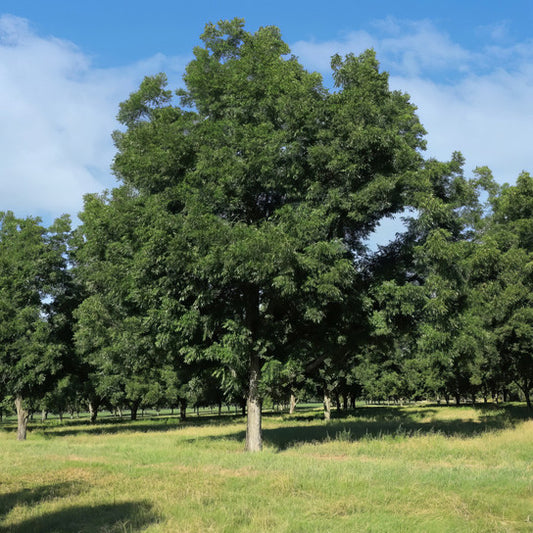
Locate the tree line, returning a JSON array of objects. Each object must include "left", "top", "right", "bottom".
[{"left": 1, "top": 20, "right": 532, "bottom": 449}]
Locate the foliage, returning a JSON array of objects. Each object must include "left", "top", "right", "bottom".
[
  {"left": 76, "top": 18, "right": 427, "bottom": 448},
  {"left": 0, "top": 212, "right": 72, "bottom": 437}
]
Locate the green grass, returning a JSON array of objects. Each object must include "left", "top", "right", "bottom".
[{"left": 1, "top": 404, "right": 532, "bottom": 532}]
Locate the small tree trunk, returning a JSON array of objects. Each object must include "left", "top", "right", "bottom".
[
  {"left": 289, "top": 393, "right": 297, "bottom": 415},
  {"left": 525, "top": 392, "right": 532, "bottom": 410},
  {"left": 15, "top": 396, "right": 29, "bottom": 441},
  {"left": 88, "top": 400, "right": 98, "bottom": 424},
  {"left": 518, "top": 380, "right": 532, "bottom": 410},
  {"left": 323, "top": 392, "right": 331, "bottom": 421},
  {"left": 179, "top": 399, "right": 187, "bottom": 421},
  {"left": 130, "top": 402, "right": 139, "bottom": 421},
  {"left": 245, "top": 351, "right": 262, "bottom": 452},
  {"left": 58, "top": 411, "right": 63, "bottom": 423},
  {"left": 41, "top": 409, "right": 47, "bottom": 422}
]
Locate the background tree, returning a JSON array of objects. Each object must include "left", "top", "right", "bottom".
[
  {"left": 74, "top": 188, "right": 164, "bottom": 421},
  {"left": 366, "top": 155, "right": 497, "bottom": 404},
  {"left": 471, "top": 172, "right": 533, "bottom": 406},
  {"left": 0, "top": 212, "right": 71, "bottom": 439}
]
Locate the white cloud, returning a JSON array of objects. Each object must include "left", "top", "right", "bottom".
[
  {"left": 2, "top": 14, "right": 531, "bottom": 230},
  {"left": 0, "top": 15, "right": 188, "bottom": 223},
  {"left": 291, "top": 19, "right": 533, "bottom": 185},
  {"left": 393, "top": 68, "right": 533, "bottom": 183},
  {"left": 476, "top": 21, "right": 511, "bottom": 42},
  {"left": 292, "top": 20, "right": 471, "bottom": 80},
  {"left": 292, "top": 30, "right": 375, "bottom": 73}
]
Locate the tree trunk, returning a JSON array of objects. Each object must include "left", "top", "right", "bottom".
[
  {"left": 323, "top": 392, "right": 331, "bottom": 421},
  {"left": 88, "top": 400, "right": 98, "bottom": 424},
  {"left": 130, "top": 402, "right": 139, "bottom": 421},
  {"left": 517, "top": 380, "right": 532, "bottom": 410},
  {"left": 244, "top": 286, "right": 262, "bottom": 452},
  {"left": 525, "top": 391, "right": 532, "bottom": 410},
  {"left": 289, "top": 393, "right": 297, "bottom": 415},
  {"left": 179, "top": 399, "right": 187, "bottom": 421},
  {"left": 15, "top": 396, "right": 29, "bottom": 441},
  {"left": 245, "top": 350, "right": 262, "bottom": 452},
  {"left": 41, "top": 409, "right": 48, "bottom": 422}
]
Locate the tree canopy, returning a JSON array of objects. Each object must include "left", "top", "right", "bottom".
[{"left": 96, "top": 19, "right": 427, "bottom": 451}]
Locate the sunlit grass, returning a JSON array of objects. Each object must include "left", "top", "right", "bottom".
[{"left": 1, "top": 404, "right": 532, "bottom": 532}]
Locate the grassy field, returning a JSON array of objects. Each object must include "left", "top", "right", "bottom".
[{"left": 1, "top": 404, "right": 532, "bottom": 532}]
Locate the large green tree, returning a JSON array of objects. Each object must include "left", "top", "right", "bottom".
[
  {"left": 0, "top": 212, "right": 71, "bottom": 440},
  {"left": 90, "top": 19, "right": 426, "bottom": 450},
  {"left": 471, "top": 172, "right": 533, "bottom": 406},
  {"left": 74, "top": 187, "right": 166, "bottom": 421},
  {"left": 367, "top": 155, "right": 497, "bottom": 404}
]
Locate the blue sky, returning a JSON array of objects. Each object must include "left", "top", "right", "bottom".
[{"left": 1, "top": 1, "right": 532, "bottom": 231}]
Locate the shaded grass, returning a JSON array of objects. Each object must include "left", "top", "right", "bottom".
[
  {"left": 2, "top": 500, "right": 157, "bottom": 533},
  {"left": 1, "top": 404, "right": 532, "bottom": 532},
  {"left": 185, "top": 403, "right": 530, "bottom": 450}
]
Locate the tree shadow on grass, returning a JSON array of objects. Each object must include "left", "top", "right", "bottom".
[
  {"left": 185, "top": 404, "right": 531, "bottom": 451},
  {"left": 2, "top": 404, "right": 529, "bottom": 445},
  {"left": 0, "top": 412, "right": 246, "bottom": 438},
  {"left": 265, "top": 404, "right": 531, "bottom": 450},
  {"left": 1, "top": 502, "right": 157, "bottom": 533},
  {"left": 0, "top": 483, "right": 158, "bottom": 532},
  {"left": 0, "top": 483, "right": 84, "bottom": 520}
]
